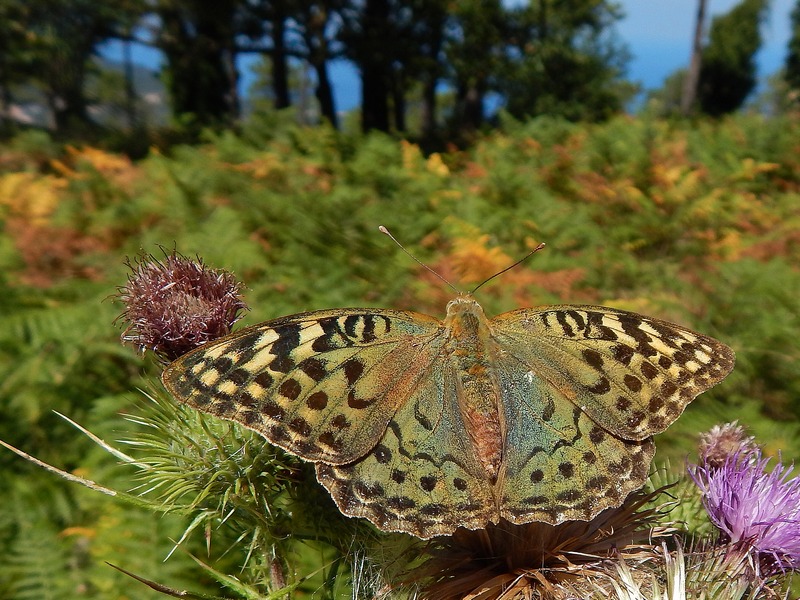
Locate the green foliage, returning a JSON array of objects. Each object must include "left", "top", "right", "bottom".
[
  {"left": 499, "top": 0, "right": 632, "bottom": 122},
  {"left": 1, "top": 112, "right": 800, "bottom": 597},
  {"left": 698, "top": 0, "right": 770, "bottom": 116}
]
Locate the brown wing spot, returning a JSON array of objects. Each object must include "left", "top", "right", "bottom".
[
  {"left": 268, "top": 425, "right": 290, "bottom": 443},
  {"left": 558, "top": 462, "right": 575, "bottom": 478},
  {"left": 331, "top": 414, "right": 351, "bottom": 429},
  {"left": 454, "top": 477, "right": 468, "bottom": 491},
  {"left": 241, "top": 410, "right": 263, "bottom": 426},
  {"left": 354, "top": 481, "right": 385, "bottom": 500},
  {"left": 612, "top": 344, "right": 635, "bottom": 366},
  {"left": 660, "top": 381, "right": 678, "bottom": 397},
  {"left": 556, "top": 489, "right": 581, "bottom": 502},
  {"left": 269, "top": 355, "right": 295, "bottom": 373},
  {"left": 530, "top": 469, "right": 544, "bottom": 483},
  {"left": 289, "top": 416, "right": 312, "bottom": 437},
  {"left": 587, "top": 376, "right": 611, "bottom": 394},
  {"left": 658, "top": 355, "right": 673, "bottom": 369},
  {"left": 262, "top": 401, "right": 285, "bottom": 420},
  {"left": 541, "top": 396, "right": 555, "bottom": 422},
  {"left": 587, "top": 312, "right": 619, "bottom": 341},
  {"left": 373, "top": 444, "right": 392, "bottom": 464},
  {"left": 228, "top": 368, "right": 250, "bottom": 386},
  {"left": 343, "top": 358, "right": 365, "bottom": 385},
  {"left": 640, "top": 361, "right": 659, "bottom": 380},
  {"left": 648, "top": 396, "right": 665, "bottom": 411},
  {"left": 420, "top": 475, "right": 438, "bottom": 492},
  {"left": 306, "top": 391, "right": 329, "bottom": 410},
  {"left": 623, "top": 374, "right": 642, "bottom": 392},
  {"left": 608, "top": 456, "right": 632, "bottom": 475},
  {"left": 583, "top": 451, "right": 597, "bottom": 464},
  {"left": 299, "top": 357, "right": 326, "bottom": 382},
  {"left": 673, "top": 350, "right": 691, "bottom": 366},
  {"left": 347, "top": 390, "right": 376, "bottom": 409},
  {"left": 214, "top": 356, "right": 235, "bottom": 372},
  {"left": 582, "top": 348, "right": 604, "bottom": 369},
  {"left": 387, "top": 496, "right": 416, "bottom": 511},
  {"left": 254, "top": 371, "right": 274, "bottom": 389},
  {"left": 419, "top": 504, "right": 445, "bottom": 517},
  {"left": 391, "top": 469, "right": 406, "bottom": 484},
  {"left": 616, "top": 396, "right": 632, "bottom": 411},
  {"left": 239, "top": 391, "right": 257, "bottom": 407},
  {"left": 627, "top": 411, "right": 646, "bottom": 428},
  {"left": 589, "top": 427, "right": 605, "bottom": 443},
  {"left": 279, "top": 378, "right": 302, "bottom": 400},
  {"left": 318, "top": 431, "right": 343, "bottom": 452},
  {"left": 556, "top": 311, "right": 576, "bottom": 336}
]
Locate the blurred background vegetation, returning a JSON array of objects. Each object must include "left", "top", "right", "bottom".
[{"left": 1, "top": 0, "right": 800, "bottom": 598}]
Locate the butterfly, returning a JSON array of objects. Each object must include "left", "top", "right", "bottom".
[{"left": 161, "top": 292, "right": 735, "bottom": 539}]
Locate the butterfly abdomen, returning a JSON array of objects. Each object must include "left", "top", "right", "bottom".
[{"left": 444, "top": 296, "right": 505, "bottom": 482}]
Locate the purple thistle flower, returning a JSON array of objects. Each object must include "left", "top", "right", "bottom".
[
  {"left": 115, "top": 252, "right": 248, "bottom": 362},
  {"left": 690, "top": 448, "right": 800, "bottom": 575}
]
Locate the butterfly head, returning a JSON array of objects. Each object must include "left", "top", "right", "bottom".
[
  {"left": 444, "top": 295, "right": 489, "bottom": 336},
  {"left": 445, "top": 294, "right": 482, "bottom": 315}
]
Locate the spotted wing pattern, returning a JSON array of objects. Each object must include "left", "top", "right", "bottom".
[{"left": 162, "top": 301, "right": 735, "bottom": 539}]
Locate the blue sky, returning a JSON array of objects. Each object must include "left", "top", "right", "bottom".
[
  {"left": 102, "top": 1, "right": 796, "bottom": 111},
  {"left": 619, "top": 0, "right": 794, "bottom": 89}
]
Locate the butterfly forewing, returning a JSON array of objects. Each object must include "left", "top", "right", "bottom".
[
  {"left": 161, "top": 308, "right": 443, "bottom": 465},
  {"left": 490, "top": 306, "right": 735, "bottom": 441}
]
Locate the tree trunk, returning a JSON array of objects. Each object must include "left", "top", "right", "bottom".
[
  {"left": 457, "top": 83, "right": 484, "bottom": 130},
  {"left": 681, "top": 0, "right": 707, "bottom": 116},
  {"left": 361, "top": 64, "right": 389, "bottom": 131},
  {"left": 391, "top": 67, "right": 406, "bottom": 132},
  {"left": 158, "top": 4, "right": 239, "bottom": 128},
  {"left": 51, "top": 60, "right": 90, "bottom": 132},
  {"left": 123, "top": 35, "right": 138, "bottom": 129},
  {"left": 271, "top": 16, "right": 291, "bottom": 109},
  {"left": 313, "top": 61, "right": 338, "bottom": 128},
  {"left": 420, "top": 75, "right": 437, "bottom": 140},
  {"left": 358, "top": 0, "right": 390, "bottom": 132}
]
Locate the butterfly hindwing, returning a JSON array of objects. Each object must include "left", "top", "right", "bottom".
[
  {"left": 316, "top": 358, "right": 496, "bottom": 537},
  {"left": 161, "top": 308, "right": 443, "bottom": 465},
  {"left": 494, "top": 348, "right": 654, "bottom": 524}
]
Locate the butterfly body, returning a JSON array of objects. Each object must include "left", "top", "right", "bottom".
[{"left": 162, "top": 297, "right": 735, "bottom": 539}]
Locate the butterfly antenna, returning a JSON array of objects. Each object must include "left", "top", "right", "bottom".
[
  {"left": 470, "top": 242, "right": 546, "bottom": 295},
  {"left": 379, "top": 226, "right": 460, "bottom": 294}
]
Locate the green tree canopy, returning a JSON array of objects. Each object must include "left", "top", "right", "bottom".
[
  {"left": 498, "top": 0, "right": 632, "bottom": 122},
  {"left": 698, "top": 0, "right": 770, "bottom": 116}
]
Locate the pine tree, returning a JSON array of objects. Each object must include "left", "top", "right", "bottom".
[{"left": 697, "top": 0, "right": 769, "bottom": 116}]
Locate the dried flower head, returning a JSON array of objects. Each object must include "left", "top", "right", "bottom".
[
  {"left": 690, "top": 448, "right": 800, "bottom": 576},
  {"left": 698, "top": 422, "right": 756, "bottom": 469},
  {"left": 392, "top": 488, "right": 672, "bottom": 600},
  {"left": 115, "top": 252, "right": 248, "bottom": 361}
]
